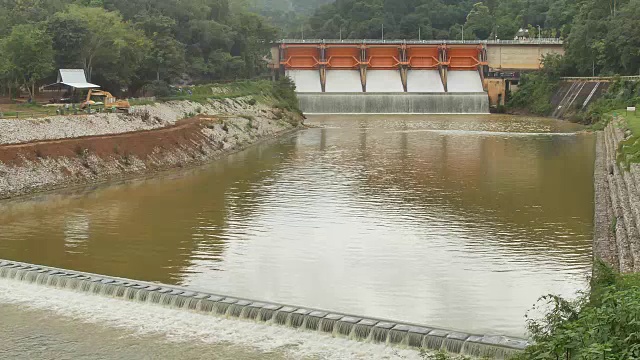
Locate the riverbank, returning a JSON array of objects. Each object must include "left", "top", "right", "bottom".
[
  {"left": 0, "top": 98, "right": 303, "bottom": 199},
  {"left": 593, "top": 114, "right": 640, "bottom": 272}
]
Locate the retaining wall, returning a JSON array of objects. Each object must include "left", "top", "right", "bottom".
[{"left": 594, "top": 120, "right": 640, "bottom": 272}]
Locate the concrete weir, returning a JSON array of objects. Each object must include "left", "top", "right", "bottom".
[
  {"left": 0, "top": 259, "right": 527, "bottom": 358},
  {"left": 298, "top": 93, "right": 489, "bottom": 114}
]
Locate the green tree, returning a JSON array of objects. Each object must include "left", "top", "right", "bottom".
[
  {"left": 55, "top": 5, "right": 148, "bottom": 82},
  {"left": 2, "top": 24, "right": 54, "bottom": 99},
  {"left": 465, "top": 2, "right": 493, "bottom": 39}
]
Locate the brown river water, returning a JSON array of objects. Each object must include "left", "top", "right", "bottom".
[{"left": 0, "top": 114, "right": 594, "bottom": 358}]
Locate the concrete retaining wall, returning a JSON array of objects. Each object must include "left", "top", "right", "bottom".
[{"left": 594, "top": 120, "right": 640, "bottom": 272}]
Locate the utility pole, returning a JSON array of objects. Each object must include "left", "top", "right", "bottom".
[
  {"left": 340, "top": 27, "right": 342, "bottom": 41},
  {"left": 461, "top": 24, "right": 464, "bottom": 41},
  {"left": 419, "top": 27, "right": 421, "bottom": 41},
  {"left": 382, "top": 24, "right": 385, "bottom": 41},
  {"left": 301, "top": 25, "right": 304, "bottom": 41},
  {"left": 537, "top": 25, "right": 541, "bottom": 40}
]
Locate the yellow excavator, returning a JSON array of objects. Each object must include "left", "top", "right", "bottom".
[{"left": 80, "top": 89, "right": 130, "bottom": 112}]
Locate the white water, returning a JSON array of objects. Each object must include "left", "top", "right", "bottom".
[
  {"left": 366, "top": 70, "right": 404, "bottom": 93},
  {"left": 325, "top": 70, "right": 363, "bottom": 92},
  {"left": 285, "top": 70, "right": 322, "bottom": 93},
  {"left": 446, "top": 71, "right": 484, "bottom": 93},
  {"left": 407, "top": 70, "right": 445, "bottom": 93},
  {"left": 0, "top": 277, "right": 422, "bottom": 360}
]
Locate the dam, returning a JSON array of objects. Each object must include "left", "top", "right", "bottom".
[{"left": 277, "top": 41, "right": 490, "bottom": 114}]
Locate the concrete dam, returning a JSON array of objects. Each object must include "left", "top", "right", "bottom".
[{"left": 275, "top": 41, "right": 490, "bottom": 114}]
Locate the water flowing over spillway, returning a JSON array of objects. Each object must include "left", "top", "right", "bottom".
[
  {"left": 446, "top": 71, "right": 485, "bottom": 92},
  {"left": 288, "top": 69, "right": 488, "bottom": 114},
  {"left": 297, "top": 93, "right": 489, "bottom": 114},
  {"left": 366, "top": 70, "right": 404, "bottom": 92},
  {"left": 285, "top": 70, "right": 322, "bottom": 93},
  {"left": 407, "top": 70, "right": 445, "bottom": 92},
  {"left": 325, "top": 70, "right": 362, "bottom": 92},
  {"left": 0, "top": 260, "right": 528, "bottom": 359}
]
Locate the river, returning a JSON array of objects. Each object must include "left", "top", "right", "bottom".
[{"left": 0, "top": 114, "right": 594, "bottom": 357}]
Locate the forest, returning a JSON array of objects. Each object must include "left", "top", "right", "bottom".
[
  {"left": 0, "top": 0, "right": 279, "bottom": 96},
  {"left": 1, "top": 0, "right": 640, "bottom": 98},
  {"left": 302, "top": 0, "right": 640, "bottom": 77}
]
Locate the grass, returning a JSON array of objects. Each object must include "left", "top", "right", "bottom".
[
  {"left": 158, "top": 81, "right": 276, "bottom": 105},
  {"left": 0, "top": 103, "right": 58, "bottom": 118},
  {"left": 614, "top": 109, "right": 640, "bottom": 169}
]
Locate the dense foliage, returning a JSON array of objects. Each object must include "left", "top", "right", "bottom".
[
  {"left": 302, "top": 0, "right": 640, "bottom": 77},
  {"left": 0, "top": 0, "right": 278, "bottom": 96},
  {"left": 513, "top": 263, "right": 640, "bottom": 360},
  {"left": 303, "top": 0, "right": 576, "bottom": 40}
]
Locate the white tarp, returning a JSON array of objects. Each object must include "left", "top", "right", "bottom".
[{"left": 47, "top": 69, "right": 100, "bottom": 89}]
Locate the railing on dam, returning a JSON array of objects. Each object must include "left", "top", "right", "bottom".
[
  {"left": 279, "top": 38, "right": 564, "bottom": 45},
  {"left": 560, "top": 75, "right": 640, "bottom": 82},
  {"left": 0, "top": 259, "right": 528, "bottom": 359}
]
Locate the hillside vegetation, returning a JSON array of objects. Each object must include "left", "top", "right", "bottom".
[{"left": 0, "top": 0, "right": 278, "bottom": 97}]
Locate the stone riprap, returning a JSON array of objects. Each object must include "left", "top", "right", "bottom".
[
  {"left": 594, "top": 119, "right": 640, "bottom": 272},
  {"left": 0, "top": 98, "right": 302, "bottom": 199}
]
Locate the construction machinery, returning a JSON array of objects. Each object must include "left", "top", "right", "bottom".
[{"left": 80, "top": 89, "right": 130, "bottom": 112}]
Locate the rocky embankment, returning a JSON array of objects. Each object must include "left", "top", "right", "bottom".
[
  {"left": 594, "top": 118, "right": 640, "bottom": 272},
  {"left": 0, "top": 98, "right": 303, "bottom": 199}
]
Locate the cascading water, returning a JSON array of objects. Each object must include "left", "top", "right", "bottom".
[
  {"left": 366, "top": 70, "right": 404, "bottom": 92},
  {"left": 407, "top": 70, "right": 445, "bottom": 92},
  {"left": 325, "top": 70, "right": 362, "bottom": 92},
  {"left": 446, "top": 71, "right": 484, "bottom": 92},
  {"left": 0, "top": 260, "right": 528, "bottom": 359},
  {"left": 285, "top": 70, "right": 322, "bottom": 92},
  {"left": 297, "top": 93, "right": 489, "bottom": 114}
]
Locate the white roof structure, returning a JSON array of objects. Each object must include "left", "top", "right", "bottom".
[{"left": 47, "top": 69, "right": 100, "bottom": 89}]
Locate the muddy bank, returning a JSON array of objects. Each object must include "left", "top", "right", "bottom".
[
  {"left": 594, "top": 118, "right": 640, "bottom": 272},
  {"left": 0, "top": 99, "right": 303, "bottom": 199}
]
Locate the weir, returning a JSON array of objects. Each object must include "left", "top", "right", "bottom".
[
  {"left": 0, "top": 259, "right": 527, "bottom": 359},
  {"left": 298, "top": 93, "right": 489, "bottom": 114}
]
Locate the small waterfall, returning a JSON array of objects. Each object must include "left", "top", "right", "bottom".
[
  {"left": 407, "top": 70, "right": 445, "bottom": 92},
  {"left": 0, "top": 260, "right": 528, "bottom": 359},
  {"left": 366, "top": 70, "right": 404, "bottom": 93},
  {"left": 325, "top": 70, "right": 363, "bottom": 93},
  {"left": 446, "top": 71, "right": 484, "bottom": 92},
  {"left": 286, "top": 70, "right": 322, "bottom": 93},
  {"left": 297, "top": 93, "right": 489, "bottom": 114}
]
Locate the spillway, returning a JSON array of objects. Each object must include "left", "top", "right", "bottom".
[
  {"left": 285, "top": 69, "right": 488, "bottom": 114},
  {"left": 407, "top": 70, "right": 445, "bottom": 92},
  {"left": 447, "top": 71, "right": 484, "bottom": 92},
  {"left": 0, "top": 259, "right": 528, "bottom": 359},
  {"left": 325, "top": 70, "right": 362, "bottom": 92},
  {"left": 298, "top": 93, "right": 489, "bottom": 114},
  {"left": 366, "top": 70, "right": 404, "bottom": 92},
  {"left": 286, "top": 70, "right": 322, "bottom": 93}
]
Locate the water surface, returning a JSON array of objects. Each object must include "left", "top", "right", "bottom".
[{"left": 0, "top": 114, "right": 594, "bottom": 337}]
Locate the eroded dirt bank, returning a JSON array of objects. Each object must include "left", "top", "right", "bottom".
[
  {"left": 594, "top": 118, "right": 640, "bottom": 272},
  {"left": 0, "top": 99, "right": 303, "bottom": 199}
]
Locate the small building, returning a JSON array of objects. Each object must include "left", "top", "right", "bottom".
[
  {"left": 514, "top": 28, "right": 530, "bottom": 40},
  {"left": 43, "top": 69, "right": 100, "bottom": 103},
  {"left": 46, "top": 69, "right": 100, "bottom": 90}
]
